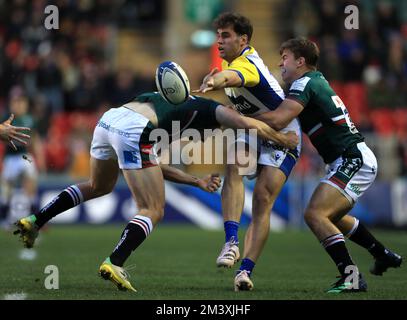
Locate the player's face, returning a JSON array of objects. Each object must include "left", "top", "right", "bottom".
[
  {"left": 216, "top": 27, "right": 247, "bottom": 63},
  {"left": 279, "top": 49, "right": 301, "bottom": 83},
  {"left": 10, "top": 96, "right": 29, "bottom": 115}
]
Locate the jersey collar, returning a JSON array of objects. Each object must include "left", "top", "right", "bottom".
[{"left": 239, "top": 46, "right": 251, "bottom": 56}]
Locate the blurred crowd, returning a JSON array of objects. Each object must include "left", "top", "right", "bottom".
[
  {"left": 0, "top": 0, "right": 405, "bottom": 179},
  {"left": 281, "top": 0, "right": 407, "bottom": 178},
  {"left": 0, "top": 0, "right": 159, "bottom": 175},
  {"left": 283, "top": 0, "right": 407, "bottom": 107},
  {"left": 0, "top": 0, "right": 159, "bottom": 115}
]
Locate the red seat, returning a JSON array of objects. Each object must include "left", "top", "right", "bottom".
[
  {"left": 45, "top": 134, "right": 70, "bottom": 171},
  {"left": 45, "top": 111, "right": 98, "bottom": 172},
  {"left": 393, "top": 108, "right": 407, "bottom": 138},
  {"left": 49, "top": 112, "right": 72, "bottom": 137},
  {"left": 341, "top": 83, "right": 368, "bottom": 126},
  {"left": 46, "top": 112, "right": 73, "bottom": 171},
  {"left": 370, "top": 109, "right": 395, "bottom": 136},
  {"left": 330, "top": 81, "right": 344, "bottom": 98},
  {"left": 69, "top": 112, "right": 98, "bottom": 131}
]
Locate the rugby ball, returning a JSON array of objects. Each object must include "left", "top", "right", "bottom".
[{"left": 155, "top": 61, "right": 190, "bottom": 104}]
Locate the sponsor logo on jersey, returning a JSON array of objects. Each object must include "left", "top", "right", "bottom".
[
  {"left": 97, "top": 120, "right": 130, "bottom": 138},
  {"left": 349, "top": 183, "right": 362, "bottom": 195},
  {"left": 228, "top": 95, "right": 260, "bottom": 115},
  {"left": 338, "top": 158, "right": 362, "bottom": 179},
  {"left": 123, "top": 151, "right": 139, "bottom": 164},
  {"left": 261, "top": 140, "right": 286, "bottom": 151}
]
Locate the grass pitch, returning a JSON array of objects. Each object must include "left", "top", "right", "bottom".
[{"left": 1, "top": 224, "right": 406, "bottom": 300}]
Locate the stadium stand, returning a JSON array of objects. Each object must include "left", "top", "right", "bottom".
[
  {"left": 278, "top": 0, "right": 407, "bottom": 179},
  {"left": 0, "top": 1, "right": 406, "bottom": 228}
]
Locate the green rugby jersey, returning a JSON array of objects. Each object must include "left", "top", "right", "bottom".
[
  {"left": 287, "top": 71, "right": 364, "bottom": 163},
  {"left": 135, "top": 92, "right": 221, "bottom": 132}
]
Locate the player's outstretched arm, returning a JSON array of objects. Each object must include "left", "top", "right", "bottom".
[
  {"left": 215, "top": 106, "right": 298, "bottom": 149},
  {"left": 254, "top": 98, "right": 304, "bottom": 131},
  {"left": 194, "top": 68, "right": 242, "bottom": 93},
  {"left": 0, "top": 114, "right": 31, "bottom": 150},
  {"left": 160, "top": 164, "right": 221, "bottom": 193}
]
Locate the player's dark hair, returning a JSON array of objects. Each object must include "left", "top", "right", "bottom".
[
  {"left": 214, "top": 12, "right": 253, "bottom": 42},
  {"left": 280, "top": 38, "right": 319, "bottom": 68}
]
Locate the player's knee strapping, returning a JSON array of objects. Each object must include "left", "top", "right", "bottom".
[{"left": 344, "top": 217, "right": 359, "bottom": 238}]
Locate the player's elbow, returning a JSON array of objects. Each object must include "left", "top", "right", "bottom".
[{"left": 272, "top": 121, "right": 287, "bottom": 131}]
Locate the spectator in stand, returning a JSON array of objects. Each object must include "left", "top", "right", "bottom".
[
  {"left": 398, "top": 137, "right": 407, "bottom": 176},
  {"left": 337, "top": 30, "right": 367, "bottom": 82},
  {"left": 106, "top": 69, "right": 138, "bottom": 106},
  {"left": 70, "top": 61, "right": 104, "bottom": 112},
  {"left": 280, "top": 0, "right": 407, "bottom": 183},
  {"left": 37, "top": 49, "right": 64, "bottom": 113},
  {"left": 375, "top": 0, "right": 401, "bottom": 43},
  {"left": 314, "top": 0, "right": 341, "bottom": 38},
  {"left": 105, "top": 68, "right": 156, "bottom": 106}
]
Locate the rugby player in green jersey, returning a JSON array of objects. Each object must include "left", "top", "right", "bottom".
[
  {"left": 13, "top": 92, "right": 298, "bottom": 292},
  {"left": 1, "top": 93, "right": 41, "bottom": 226},
  {"left": 0, "top": 113, "right": 31, "bottom": 223},
  {"left": 255, "top": 38, "right": 402, "bottom": 293}
]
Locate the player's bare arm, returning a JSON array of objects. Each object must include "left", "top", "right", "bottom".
[
  {"left": 0, "top": 114, "right": 31, "bottom": 150},
  {"left": 194, "top": 68, "right": 242, "bottom": 93},
  {"left": 215, "top": 106, "right": 298, "bottom": 149},
  {"left": 160, "top": 164, "right": 221, "bottom": 193},
  {"left": 254, "top": 98, "right": 304, "bottom": 131}
]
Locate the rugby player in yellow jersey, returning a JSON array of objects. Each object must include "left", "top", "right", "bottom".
[{"left": 196, "top": 12, "right": 301, "bottom": 291}]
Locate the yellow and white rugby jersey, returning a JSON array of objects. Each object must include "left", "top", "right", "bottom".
[{"left": 222, "top": 46, "right": 285, "bottom": 116}]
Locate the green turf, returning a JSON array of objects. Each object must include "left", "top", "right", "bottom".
[{"left": 1, "top": 224, "right": 406, "bottom": 300}]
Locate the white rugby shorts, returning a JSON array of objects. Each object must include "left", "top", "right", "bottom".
[
  {"left": 322, "top": 142, "right": 378, "bottom": 204},
  {"left": 2, "top": 154, "right": 38, "bottom": 181},
  {"left": 90, "top": 107, "right": 158, "bottom": 169}
]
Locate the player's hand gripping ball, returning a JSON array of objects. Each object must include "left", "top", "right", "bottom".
[{"left": 155, "top": 61, "right": 190, "bottom": 104}]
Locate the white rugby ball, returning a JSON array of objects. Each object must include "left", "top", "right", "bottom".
[{"left": 155, "top": 61, "right": 190, "bottom": 105}]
